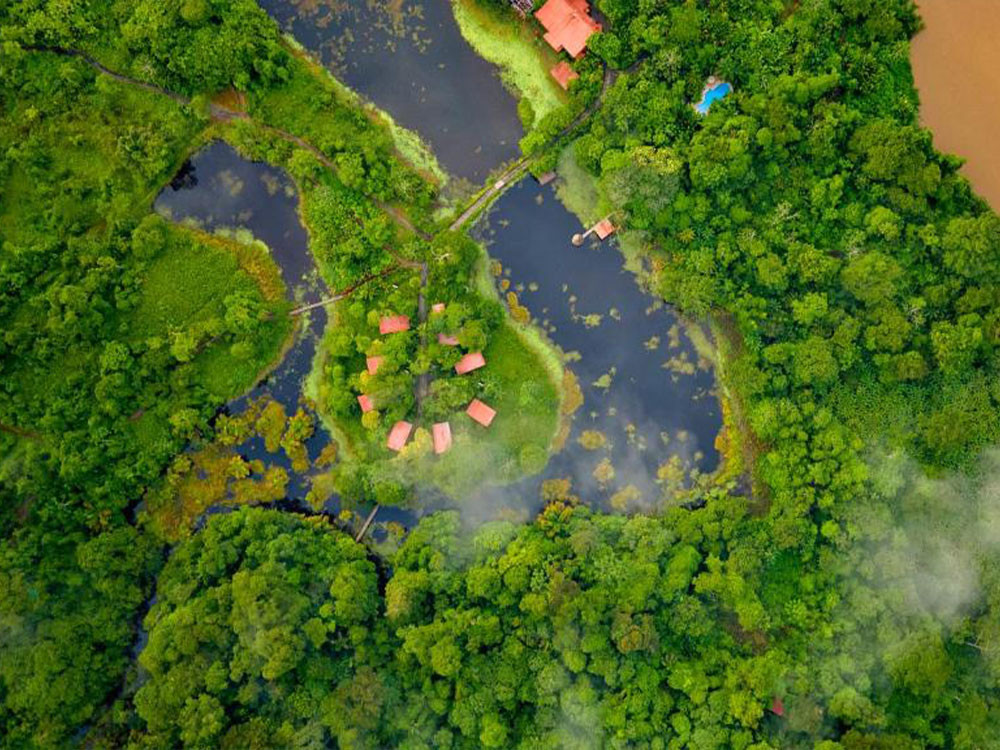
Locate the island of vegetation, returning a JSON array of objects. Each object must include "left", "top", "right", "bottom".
[{"left": 2, "top": 0, "right": 1000, "bottom": 748}]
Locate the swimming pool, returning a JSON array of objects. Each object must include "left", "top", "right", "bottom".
[{"left": 695, "top": 81, "right": 732, "bottom": 114}]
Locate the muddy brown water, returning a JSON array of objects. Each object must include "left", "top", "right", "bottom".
[{"left": 911, "top": 0, "right": 1000, "bottom": 210}]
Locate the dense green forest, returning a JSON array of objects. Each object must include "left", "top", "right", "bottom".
[{"left": 2, "top": 0, "right": 1000, "bottom": 747}]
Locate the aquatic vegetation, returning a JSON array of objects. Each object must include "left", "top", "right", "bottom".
[
  {"left": 7, "top": 1, "right": 1000, "bottom": 748},
  {"left": 592, "top": 456, "right": 616, "bottom": 487},
  {"left": 450, "top": 0, "right": 567, "bottom": 124},
  {"left": 591, "top": 366, "right": 616, "bottom": 390},
  {"left": 577, "top": 429, "right": 608, "bottom": 450},
  {"left": 609, "top": 482, "right": 642, "bottom": 511}
]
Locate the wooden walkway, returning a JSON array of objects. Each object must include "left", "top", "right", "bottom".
[
  {"left": 290, "top": 265, "right": 403, "bottom": 315},
  {"left": 448, "top": 64, "right": 616, "bottom": 232}
]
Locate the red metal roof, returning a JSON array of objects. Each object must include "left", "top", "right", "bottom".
[
  {"left": 466, "top": 399, "right": 497, "bottom": 427},
  {"left": 550, "top": 61, "right": 579, "bottom": 90},
  {"left": 535, "top": 0, "right": 600, "bottom": 59},
  {"left": 366, "top": 356, "right": 383, "bottom": 375},
  {"left": 455, "top": 352, "right": 486, "bottom": 374},
  {"left": 432, "top": 422, "right": 452, "bottom": 454},
  {"left": 771, "top": 697, "right": 785, "bottom": 717},
  {"left": 438, "top": 333, "right": 460, "bottom": 346},
  {"left": 357, "top": 394, "right": 374, "bottom": 413},
  {"left": 379, "top": 315, "right": 410, "bottom": 334},
  {"left": 387, "top": 421, "right": 412, "bottom": 451},
  {"left": 594, "top": 218, "right": 616, "bottom": 239}
]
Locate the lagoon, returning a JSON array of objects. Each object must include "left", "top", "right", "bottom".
[
  {"left": 259, "top": 0, "right": 523, "bottom": 183},
  {"left": 471, "top": 178, "right": 722, "bottom": 516}
]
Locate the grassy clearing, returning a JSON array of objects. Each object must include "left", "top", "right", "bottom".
[
  {"left": 127, "top": 225, "right": 292, "bottom": 445},
  {"left": 450, "top": 0, "right": 568, "bottom": 126},
  {"left": 472, "top": 241, "right": 565, "bottom": 393}
]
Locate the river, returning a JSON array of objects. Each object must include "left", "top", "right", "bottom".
[
  {"left": 258, "top": 0, "right": 523, "bottom": 183},
  {"left": 911, "top": 0, "right": 1000, "bottom": 210}
]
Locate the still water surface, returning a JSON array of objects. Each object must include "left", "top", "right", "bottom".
[
  {"left": 473, "top": 180, "right": 721, "bottom": 514},
  {"left": 259, "top": 0, "right": 523, "bottom": 183},
  {"left": 155, "top": 141, "right": 329, "bottom": 498},
  {"left": 154, "top": 143, "right": 722, "bottom": 522}
]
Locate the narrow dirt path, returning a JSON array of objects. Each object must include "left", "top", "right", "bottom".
[
  {"left": 29, "top": 46, "right": 429, "bottom": 241},
  {"left": 415, "top": 262, "right": 430, "bottom": 419}
]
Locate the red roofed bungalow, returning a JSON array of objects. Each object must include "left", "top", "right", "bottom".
[
  {"left": 431, "top": 302, "right": 446, "bottom": 314},
  {"left": 432, "top": 422, "right": 453, "bottom": 454},
  {"left": 770, "top": 697, "right": 785, "bottom": 717},
  {"left": 366, "top": 356, "right": 383, "bottom": 375},
  {"left": 357, "top": 394, "right": 374, "bottom": 413},
  {"left": 594, "top": 218, "right": 616, "bottom": 239},
  {"left": 387, "top": 421, "right": 413, "bottom": 451},
  {"left": 438, "top": 333, "right": 460, "bottom": 346},
  {"left": 550, "top": 60, "right": 579, "bottom": 90},
  {"left": 535, "top": 0, "right": 601, "bottom": 59},
  {"left": 467, "top": 399, "right": 497, "bottom": 427},
  {"left": 455, "top": 351, "right": 486, "bottom": 374},
  {"left": 379, "top": 315, "right": 410, "bottom": 334}
]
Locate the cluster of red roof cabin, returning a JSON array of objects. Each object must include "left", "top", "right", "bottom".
[
  {"left": 535, "top": 0, "right": 601, "bottom": 90},
  {"left": 358, "top": 305, "right": 498, "bottom": 455}
]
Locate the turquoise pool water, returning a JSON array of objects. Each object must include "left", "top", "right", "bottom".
[{"left": 695, "top": 81, "right": 732, "bottom": 114}]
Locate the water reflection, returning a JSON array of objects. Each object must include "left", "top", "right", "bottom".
[
  {"left": 152, "top": 141, "right": 722, "bottom": 535},
  {"left": 155, "top": 142, "right": 328, "bottom": 495},
  {"left": 470, "top": 179, "right": 722, "bottom": 517},
  {"left": 259, "top": 0, "right": 523, "bottom": 182}
]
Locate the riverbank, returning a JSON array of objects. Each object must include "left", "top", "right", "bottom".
[
  {"left": 911, "top": 0, "right": 1000, "bottom": 210},
  {"left": 450, "top": 0, "right": 568, "bottom": 128}
]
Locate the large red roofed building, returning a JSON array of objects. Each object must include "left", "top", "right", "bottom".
[
  {"left": 535, "top": 0, "right": 601, "bottom": 59},
  {"left": 379, "top": 315, "right": 410, "bottom": 334},
  {"left": 432, "top": 422, "right": 453, "bottom": 454},
  {"left": 455, "top": 351, "right": 486, "bottom": 374},
  {"left": 387, "top": 421, "right": 413, "bottom": 452},
  {"left": 466, "top": 399, "right": 497, "bottom": 427},
  {"left": 357, "top": 394, "right": 374, "bottom": 413}
]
